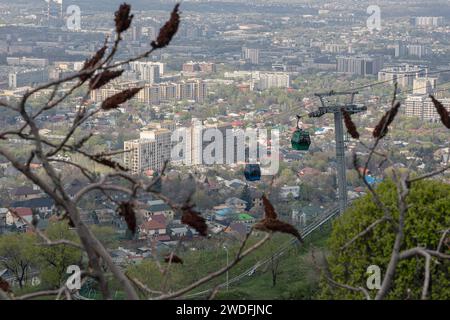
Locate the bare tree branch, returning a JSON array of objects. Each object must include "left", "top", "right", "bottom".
[{"left": 155, "top": 231, "right": 272, "bottom": 300}]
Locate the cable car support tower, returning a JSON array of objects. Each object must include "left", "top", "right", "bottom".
[{"left": 309, "top": 91, "right": 367, "bottom": 214}]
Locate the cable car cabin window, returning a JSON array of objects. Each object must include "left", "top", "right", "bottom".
[{"left": 244, "top": 164, "right": 261, "bottom": 181}]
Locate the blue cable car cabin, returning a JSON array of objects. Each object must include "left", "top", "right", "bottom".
[{"left": 244, "top": 164, "right": 261, "bottom": 181}]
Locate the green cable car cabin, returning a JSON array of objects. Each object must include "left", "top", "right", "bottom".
[
  {"left": 291, "top": 128, "right": 311, "bottom": 151},
  {"left": 291, "top": 115, "right": 311, "bottom": 151}
]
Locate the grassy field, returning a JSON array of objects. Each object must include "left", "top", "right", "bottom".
[{"left": 212, "top": 225, "right": 331, "bottom": 300}]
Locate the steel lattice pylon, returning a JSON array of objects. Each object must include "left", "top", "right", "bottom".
[{"left": 309, "top": 91, "right": 367, "bottom": 214}]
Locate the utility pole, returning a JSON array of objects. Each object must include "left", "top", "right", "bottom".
[{"left": 309, "top": 91, "right": 367, "bottom": 214}]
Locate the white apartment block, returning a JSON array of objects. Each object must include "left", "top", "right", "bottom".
[
  {"left": 413, "top": 77, "right": 437, "bottom": 95},
  {"left": 137, "top": 79, "right": 207, "bottom": 104},
  {"left": 252, "top": 72, "right": 291, "bottom": 90},
  {"left": 378, "top": 65, "right": 427, "bottom": 88},
  {"left": 405, "top": 95, "right": 450, "bottom": 122},
  {"left": 130, "top": 61, "right": 162, "bottom": 83},
  {"left": 8, "top": 68, "right": 49, "bottom": 88},
  {"left": 242, "top": 47, "right": 260, "bottom": 65},
  {"left": 412, "top": 16, "right": 445, "bottom": 27},
  {"left": 124, "top": 125, "right": 174, "bottom": 175},
  {"left": 124, "top": 120, "right": 234, "bottom": 174},
  {"left": 90, "top": 79, "right": 207, "bottom": 105},
  {"left": 172, "top": 120, "right": 234, "bottom": 167}
]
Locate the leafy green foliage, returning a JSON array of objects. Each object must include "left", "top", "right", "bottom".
[
  {"left": 37, "top": 222, "right": 82, "bottom": 288},
  {"left": 0, "top": 233, "right": 38, "bottom": 288},
  {"left": 319, "top": 179, "right": 450, "bottom": 299}
]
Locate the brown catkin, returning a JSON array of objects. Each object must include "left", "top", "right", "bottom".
[
  {"left": 79, "top": 45, "right": 108, "bottom": 81},
  {"left": 101, "top": 87, "right": 142, "bottom": 110},
  {"left": 430, "top": 95, "right": 450, "bottom": 129},
  {"left": 118, "top": 202, "right": 137, "bottom": 234},
  {"left": 114, "top": 3, "right": 134, "bottom": 34},
  {"left": 181, "top": 203, "right": 208, "bottom": 236},
  {"left": 342, "top": 109, "right": 360, "bottom": 139},
  {"left": 262, "top": 194, "right": 277, "bottom": 219},
  {"left": 89, "top": 70, "right": 124, "bottom": 90},
  {"left": 373, "top": 102, "right": 401, "bottom": 139},
  {"left": 165, "top": 254, "right": 183, "bottom": 264},
  {"left": 151, "top": 4, "right": 180, "bottom": 49}
]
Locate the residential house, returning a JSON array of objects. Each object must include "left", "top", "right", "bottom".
[
  {"left": 237, "top": 213, "right": 255, "bottom": 224},
  {"left": 224, "top": 179, "right": 246, "bottom": 189},
  {"left": 170, "top": 225, "right": 189, "bottom": 238},
  {"left": 139, "top": 216, "right": 167, "bottom": 239},
  {"left": 11, "top": 186, "right": 43, "bottom": 201},
  {"left": 214, "top": 206, "right": 235, "bottom": 222},
  {"left": 110, "top": 248, "right": 143, "bottom": 266},
  {"left": 291, "top": 210, "right": 307, "bottom": 227},
  {"left": 145, "top": 200, "right": 174, "bottom": 220},
  {"left": 280, "top": 186, "right": 300, "bottom": 200},
  {"left": 236, "top": 213, "right": 255, "bottom": 232},
  {"left": 11, "top": 197, "right": 55, "bottom": 217},
  {"left": 250, "top": 191, "right": 264, "bottom": 209},
  {"left": 151, "top": 213, "right": 167, "bottom": 226},
  {"left": 5, "top": 207, "right": 33, "bottom": 226},
  {"left": 225, "top": 197, "right": 248, "bottom": 211},
  {"left": 92, "top": 209, "right": 115, "bottom": 225}
]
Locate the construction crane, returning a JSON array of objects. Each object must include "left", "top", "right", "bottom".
[{"left": 309, "top": 91, "right": 367, "bottom": 214}]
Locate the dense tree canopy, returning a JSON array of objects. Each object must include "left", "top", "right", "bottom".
[{"left": 319, "top": 179, "right": 450, "bottom": 300}]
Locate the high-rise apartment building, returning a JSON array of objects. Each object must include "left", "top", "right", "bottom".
[
  {"left": 395, "top": 43, "right": 432, "bottom": 58},
  {"left": 92, "top": 80, "right": 207, "bottom": 105},
  {"left": 8, "top": 68, "right": 49, "bottom": 88},
  {"left": 130, "top": 61, "right": 161, "bottom": 84},
  {"left": 337, "top": 55, "right": 384, "bottom": 76},
  {"left": 252, "top": 72, "right": 291, "bottom": 90},
  {"left": 242, "top": 47, "right": 260, "bottom": 65},
  {"left": 124, "top": 123, "right": 175, "bottom": 174},
  {"left": 378, "top": 65, "right": 427, "bottom": 88},
  {"left": 173, "top": 120, "right": 234, "bottom": 166},
  {"left": 405, "top": 95, "right": 450, "bottom": 122},
  {"left": 413, "top": 77, "right": 437, "bottom": 95},
  {"left": 182, "top": 61, "right": 216, "bottom": 73},
  {"left": 6, "top": 57, "right": 49, "bottom": 67},
  {"left": 411, "top": 16, "right": 445, "bottom": 27}
]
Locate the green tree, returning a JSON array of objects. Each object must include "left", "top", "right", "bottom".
[
  {"left": 37, "top": 222, "right": 82, "bottom": 288},
  {"left": 319, "top": 179, "right": 450, "bottom": 299},
  {"left": 0, "top": 233, "right": 38, "bottom": 288},
  {"left": 90, "top": 225, "right": 119, "bottom": 249}
]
